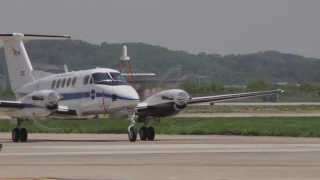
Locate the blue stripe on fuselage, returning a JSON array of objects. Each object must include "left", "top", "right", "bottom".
[{"left": 60, "top": 92, "right": 139, "bottom": 101}]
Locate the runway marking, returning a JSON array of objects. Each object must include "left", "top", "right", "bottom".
[
  {"left": 4, "top": 143, "right": 320, "bottom": 150},
  {"left": 1, "top": 144, "right": 320, "bottom": 156}
]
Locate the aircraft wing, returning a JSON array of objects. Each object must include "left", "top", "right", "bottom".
[
  {"left": 188, "top": 89, "right": 284, "bottom": 104},
  {"left": 136, "top": 102, "right": 149, "bottom": 110},
  {"left": 0, "top": 100, "right": 77, "bottom": 116},
  {"left": 49, "top": 105, "right": 78, "bottom": 116},
  {"left": 0, "top": 100, "right": 25, "bottom": 112}
]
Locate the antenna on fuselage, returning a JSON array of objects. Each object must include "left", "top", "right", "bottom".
[{"left": 64, "top": 65, "right": 69, "bottom": 73}]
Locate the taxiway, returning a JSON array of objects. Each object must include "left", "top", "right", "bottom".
[{"left": 1, "top": 133, "right": 320, "bottom": 179}]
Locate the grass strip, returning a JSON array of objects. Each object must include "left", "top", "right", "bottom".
[{"left": 1, "top": 117, "right": 320, "bottom": 137}]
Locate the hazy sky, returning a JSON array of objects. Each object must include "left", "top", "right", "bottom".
[{"left": 1, "top": 0, "right": 320, "bottom": 58}]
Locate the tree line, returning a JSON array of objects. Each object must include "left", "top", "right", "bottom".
[
  {"left": 0, "top": 40, "right": 320, "bottom": 86},
  {"left": 178, "top": 78, "right": 320, "bottom": 96}
]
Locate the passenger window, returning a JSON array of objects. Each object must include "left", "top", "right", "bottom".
[
  {"left": 51, "top": 80, "right": 56, "bottom": 89},
  {"left": 89, "top": 77, "right": 93, "bottom": 84},
  {"left": 61, "top": 78, "right": 66, "bottom": 88},
  {"left": 83, "top": 75, "right": 89, "bottom": 85},
  {"left": 72, "top": 77, "right": 77, "bottom": 86},
  {"left": 56, "top": 79, "right": 61, "bottom": 88},
  {"left": 66, "top": 78, "right": 71, "bottom": 87}
]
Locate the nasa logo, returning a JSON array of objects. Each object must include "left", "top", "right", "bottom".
[{"left": 90, "top": 89, "right": 96, "bottom": 100}]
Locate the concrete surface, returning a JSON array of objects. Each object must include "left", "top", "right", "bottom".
[
  {"left": 191, "top": 102, "right": 320, "bottom": 106},
  {"left": 2, "top": 112, "right": 320, "bottom": 120},
  {"left": 0, "top": 112, "right": 8, "bottom": 119},
  {"left": 1, "top": 133, "right": 320, "bottom": 180},
  {"left": 177, "top": 112, "right": 320, "bottom": 117}
]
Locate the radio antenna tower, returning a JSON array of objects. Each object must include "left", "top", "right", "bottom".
[{"left": 119, "top": 45, "right": 133, "bottom": 82}]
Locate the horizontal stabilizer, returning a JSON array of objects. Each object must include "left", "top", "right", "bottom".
[{"left": 0, "top": 33, "right": 71, "bottom": 40}]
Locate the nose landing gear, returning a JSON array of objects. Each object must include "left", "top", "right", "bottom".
[{"left": 127, "top": 108, "right": 137, "bottom": 142}]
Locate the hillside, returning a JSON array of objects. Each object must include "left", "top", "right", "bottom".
[{"left": 0, "top": 40, "right": 320, "bottom": 85}]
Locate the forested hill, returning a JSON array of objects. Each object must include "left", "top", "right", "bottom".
[{"left": 0, "top": 39, "right": 320, "bottom": 84}]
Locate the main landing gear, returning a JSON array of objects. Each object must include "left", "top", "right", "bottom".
[
  {"left": 139, "top": 121, "right": 155, "bottom": 141},
  {"left": 12, "top": 118, "right": 28, "bottom": 142}
]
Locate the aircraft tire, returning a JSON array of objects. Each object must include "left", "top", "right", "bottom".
[
  {"left": 139, "top": 127, "right": 148, "bottom": 141},
  {"left": 128, "top": 126, "right": 137, "bottom": 142},
  {"left": 19, "top": 128, "right": 28, "bottom": 142},
  {"left": 147, "top": 127, "right": 155, "bottom": 141},
  {"left": 12, "top": 128, "right": 20, "bottom": 142}
]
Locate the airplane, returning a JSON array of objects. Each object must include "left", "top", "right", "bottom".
[
  {"left": 0, "top": 33, "right": 140, "bottom": 142},
  {"left": 0, "top": 33, "right": 284, "bottom": 143}
]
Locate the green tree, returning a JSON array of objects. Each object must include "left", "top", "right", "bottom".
[{"left": 247, "top": 78, "right": 271, "bottom": 91}]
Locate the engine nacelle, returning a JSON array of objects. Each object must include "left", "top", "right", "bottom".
[
  {"left": 7, "top": 90, "right": 60, "bottom": 119},
  {"left": 174, "top": 103, "right": 187, "bottom": 111}
]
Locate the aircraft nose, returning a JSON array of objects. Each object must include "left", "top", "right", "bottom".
[
  {"left": 126, "top": 87, "right": 140, "bottom": 107},
  {"left": 114, "top": 86, "right": 140, "bottom": 108}
]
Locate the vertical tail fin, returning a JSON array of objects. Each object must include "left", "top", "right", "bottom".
[{"left": 0, "top": 33, "right": 71, "bottom": 90}]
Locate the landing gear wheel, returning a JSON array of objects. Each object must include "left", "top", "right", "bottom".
[
  {"left": 139, "top": 127, "right": 148, "bottom": 141},
  {"left": 19, "top": 128, "right": 28, "bottom": 142},
  {"left": 12, "top": 128, "right": 20, "bottom": 142},
  {"left": 147, "top": 127, "right": 155, "bottom": 141},
  {"left": 128, "top": 126, "right": 137, "bottom": 142}
]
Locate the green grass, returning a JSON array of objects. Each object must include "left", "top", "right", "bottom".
[{"left": 1, "top": 117, "right": 320, "bottom": 137}]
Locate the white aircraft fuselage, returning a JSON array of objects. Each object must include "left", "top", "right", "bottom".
[{"left": 11, "top": 68, "right": 139, "bottom": 118}]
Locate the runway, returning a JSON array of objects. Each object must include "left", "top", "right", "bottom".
[
  {"left": 177, "top": 112, "right": 320, "bottom": 117},
  {"left": 1, "top": 134, "right": 320, "bottom": 180},
  {"left": 190, "top": 102, "right": 320, "bottom": 106}
]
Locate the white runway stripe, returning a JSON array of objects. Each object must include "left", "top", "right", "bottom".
[{"left": 2, "top": 144, "right": 320, "bottom": 156}]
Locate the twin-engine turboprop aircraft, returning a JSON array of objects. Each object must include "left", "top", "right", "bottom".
[
  {"left": 0, "top": 33, "right": 284, "bottom": 143},
  {"left": 0, "top": 33, "right": 139, "bottom": 142}
]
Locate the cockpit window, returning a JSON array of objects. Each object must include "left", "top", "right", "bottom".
[
  {"left": 110, "top": 72, "right": 126, "bottom": 81},
  {"left": 92, "top": 73, "right": 112, "bottom": 83},
  {"left": 92, "top": 72, "right": 129, "bottom": 86}
]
